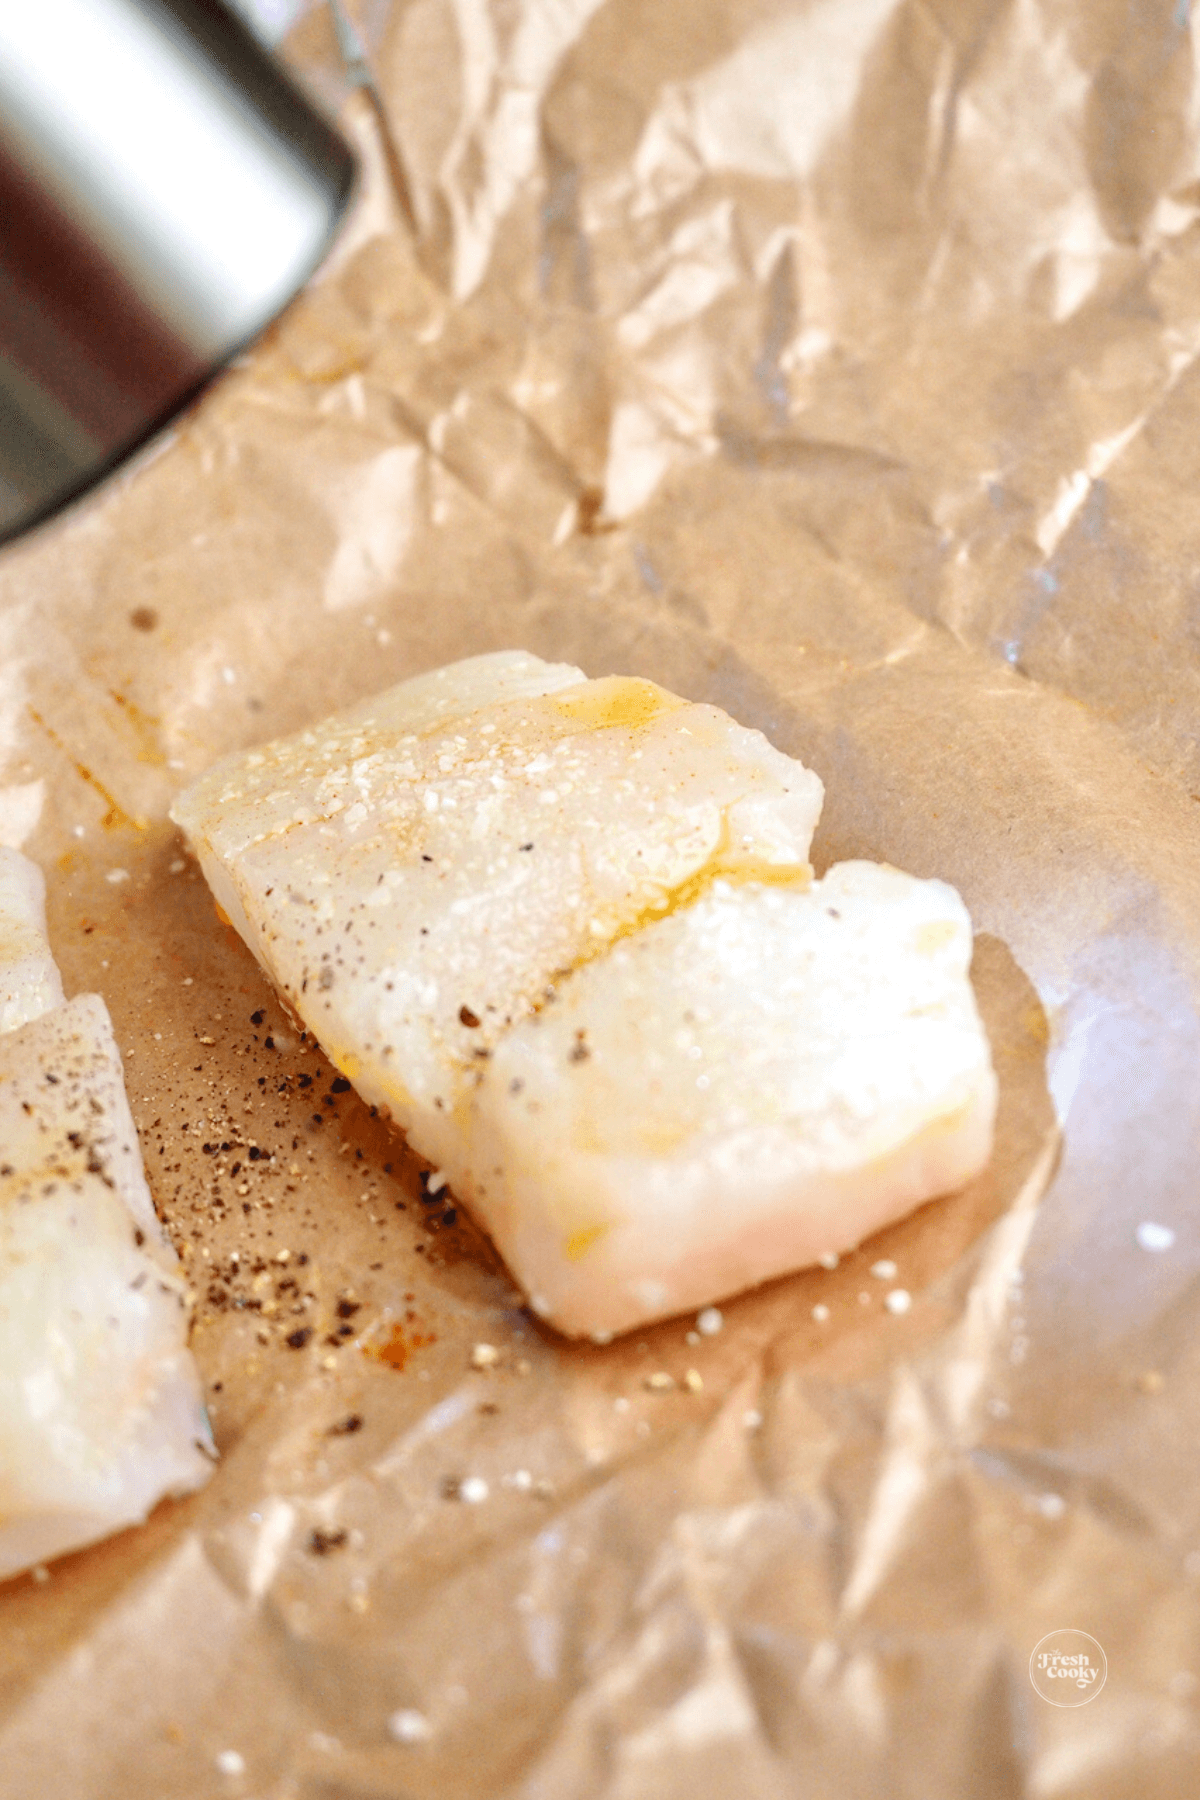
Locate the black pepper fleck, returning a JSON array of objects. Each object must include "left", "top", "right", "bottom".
[{"left": 307, "top": 1527, "right": 348, "bottom": 1556}]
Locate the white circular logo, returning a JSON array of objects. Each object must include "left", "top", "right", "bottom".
[{"left": 1029, "top": 1630, "right": 1107, "bottom": 1706}]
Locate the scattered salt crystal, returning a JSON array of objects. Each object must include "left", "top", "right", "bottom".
[
  {"left": 216, "top": 1750, "right": 245, "bottom": 1777},
  {"left": 389, "top": 1709, "right": 431, "bottom": 1745},
  {"left": 683, "top": 1369, "right": 704, "bottom": 1393},
  {"left": 590, "top": 1328, "right": 614, "bottom": 1345},
  {"left": 870, "top": 1259, "right": 898, "bottom": 1280},
  {"left": 504, "top": 1469, "right": 533, "bottom": 1491},
  {"left": 685, "top": 1330, "right": 700, "bottom": 1346},
  {"left": 817, "top": 1251, "right": 839, "bottom": 1270},
  {"left": 885, "top": 1288, "right": 912, "bottom": 1315},
  {"left": 105, "top": 868, "right": 130, "bottom": 884},
  {"left": 743, "top": 1409, "right": 763, "bottom": 1432},
  {"left": 459, "top": 1476, "right": 489, "bottom": 1504},
  {"left": 644, "top": 1371, "right": 675, "bottom": 1391},
  {"left": 426, "top": 1169, "right": 448, "bottom": 1195},
  {"left": 30, "top": 1564, "right": 49, "bottom": 1584},
  {"left": 1136, "top": 1221, "right": 1176, "bottom": 1252},
  {"left": 471, "top": 1342, "right": 499, "bottom": 1369},
  {"left": 696, "top": 1307, "right": 723, "bottom": 1336},
  {"left": 811, "top": 1303, "right": 830, "bottom": 1322},
  {"left": 613, "top": 1396, "right": 630, "bottom": 1413},
  {"left": 1037, "top": 1492, "right": 1066, "bottom": 1520},
  {"left": 168, "top": 857, "right": 185, "bottom": 872}
]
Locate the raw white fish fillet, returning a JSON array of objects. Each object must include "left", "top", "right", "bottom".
[
  {"left": 0, "top": 848, "right": 64, "bottom": 1032},
  {"left": 473, "top": 863, "right": 997, "bottom": 1336},
  {"left": 0, "top": 851, "right": 213, "bottom": 1581},
  {"left": 172, "top": 651, "right": 994, "bottom": 1338},
  {"left": 171, "top": 650, "right": 824, "bottom": 1189}
]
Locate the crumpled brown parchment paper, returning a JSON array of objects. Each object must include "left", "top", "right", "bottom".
[{"left": 2, "top": 0, "right": 1200, "bottom": 1793}]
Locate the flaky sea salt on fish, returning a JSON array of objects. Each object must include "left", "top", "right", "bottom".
[
  {"left": 172, "top": 650, "right": 995, "bottom": 1337},
  {"left": 171, "top": 651, "right": 823, "bottom": 1184},
  {"left": 0, "top": 850, "right": 213, "bottom": 1580},
  {"left": 475, "top": 863, "right": 996, "bottom": 1335}
]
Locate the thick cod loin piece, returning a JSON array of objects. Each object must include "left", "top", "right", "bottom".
[
  {"left": 172, "top": 653, "right": 994, "bottom": 1338},
  {"left": 0, "top": 850, "right": 213, "bottom": 1581},
  {"left": 472, "top": 863, "right": 998, "bottom": 1336},
  {"left": 170, "top": 651, "right": 825, "bottom": 1189}
]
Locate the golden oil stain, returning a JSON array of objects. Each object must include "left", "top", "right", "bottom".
[
  {"left": 915, "top": 919, "right": 958, "bottom": 956},
  {"left": 107, "top": 689, "right": 166, "bottom": 768},
  {"left": 564, "top": 834, "right": 813, "bottom": 980},
  {"left": 27, "top": 707, "right": 144, "bottom": 831},
  {"left": 1020, "top": 1000, "right": 1051, "bottom": 1051},
  {"left": 565, "top": 1222, "right": 609, "bottom": 1262},
  {"left": 634, "top": 1119, "right": 692, "bottom": 1154},
  {"left": 550, "top": 676, "right": 687, "bottom": 733},
  {"left": 368, "top": 1321, "right": 436, "bottom": 1370}
]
